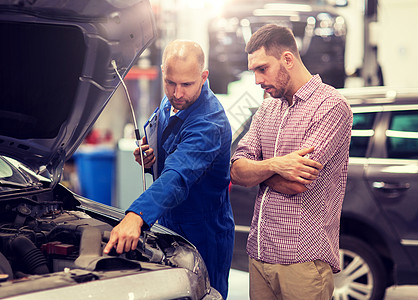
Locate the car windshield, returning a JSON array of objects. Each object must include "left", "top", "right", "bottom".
[{"left": 0, "top": 157, "right": 32, "bottom": 192}]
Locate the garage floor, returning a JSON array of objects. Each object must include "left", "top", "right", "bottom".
[
  {"left": 228, "top": 269, "right": 249, "bottom": 299},
  {"left": 227, "top": 269, "right": 418, "bottom": 300}
]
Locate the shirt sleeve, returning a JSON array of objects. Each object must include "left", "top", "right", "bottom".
[
  {"left": 126, "top": 117, "right": 223, "bottom": 227},
  {"left": 301, "top": 99, "right": 353, "bottom": 188}
]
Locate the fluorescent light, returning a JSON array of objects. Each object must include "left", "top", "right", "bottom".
[
  {"left": 253, "top": 9, "right": 299, "bottom": 17},
  {"left": 263, "top": 3, "right": 312, "bottom": 12},
  {"left": 386, "top": 130, "right": 418, "bottom": 139},
  {"left": 351, "top": 129, "right": 374, "bottom": 137}
]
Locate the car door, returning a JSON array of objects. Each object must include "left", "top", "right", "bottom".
[{"left": 365, "top": 107, "right": 418, "bottom": 266}]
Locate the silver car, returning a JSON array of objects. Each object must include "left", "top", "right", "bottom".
[{"left": 0, "top": 1, "right": 221, "bottom": 299}]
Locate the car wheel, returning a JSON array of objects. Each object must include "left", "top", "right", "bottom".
[{"left": 333, "top": 235, "right": 387, "bottom": 300}]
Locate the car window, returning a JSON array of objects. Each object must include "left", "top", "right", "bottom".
[
  {"left": 0, "top": 158, "right": 13, "bottom": 178},
  {"left": 350, "top": 112, "right": 377, "bottom": 157},
  {"left": 386, "top": 110, "right": 418, "bottom": 159},
  {"left": 0, "top": 157, "right": 30, "bottom": 192}
]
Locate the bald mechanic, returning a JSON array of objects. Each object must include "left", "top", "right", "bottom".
[{"left": 104, "top": 40, "right": 235, "bottom": 299}]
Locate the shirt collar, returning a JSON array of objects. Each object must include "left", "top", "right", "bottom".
[
  {"left": 170, "top": 106, "right": 178, "bottom": 117},
  {"left": 293, "top": 74, "right": 322, "bottom": 103}
]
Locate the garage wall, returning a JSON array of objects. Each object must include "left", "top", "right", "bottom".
[{"left": 378, "top": 0, "right": 418, "bottom": 87}]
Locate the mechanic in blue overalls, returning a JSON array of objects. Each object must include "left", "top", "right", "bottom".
[{"left": 104, "top": 40, "right": 235, "bottom": 299}]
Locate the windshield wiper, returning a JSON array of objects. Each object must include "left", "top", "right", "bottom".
[{"left": 0, "top": 180, "right": 40, "bottom": 189}]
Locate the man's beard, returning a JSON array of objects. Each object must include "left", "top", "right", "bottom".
[{"left": 263, "top": 65, "right": 290, "bottom": 99}]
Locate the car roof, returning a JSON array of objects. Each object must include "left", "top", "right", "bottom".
[{"left": 339, "top": 86, "right": 418, "bottom": 112}]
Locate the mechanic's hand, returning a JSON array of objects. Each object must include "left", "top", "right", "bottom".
[
  {"left": 271, "top": 146, "right": 323, "bottom": 184},
  {"left": 103, "top": 212, "right": 144, "bottom": 254},
  {"left": 265, "top": 174, "right": 308, "bottom": 194},
  {"left": 134, "top": 137, "right": 156, "bottom": 168}
]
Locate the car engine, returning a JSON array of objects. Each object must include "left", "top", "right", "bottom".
[
  {"left": 0, "top": 188, "right": 208, "bottom": 287},
  {"left": 0, "top": 190, "right": 110, "bottom": 280}
]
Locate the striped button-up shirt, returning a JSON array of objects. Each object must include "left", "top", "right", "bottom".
[{"left": 231, "top": 75, "right": 353, "bottom": 272}]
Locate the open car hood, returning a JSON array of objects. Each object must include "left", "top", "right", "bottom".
[{"left": 0, "top": 0, "right": 156, "bottom": 186}]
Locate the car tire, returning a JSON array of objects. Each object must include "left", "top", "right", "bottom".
[{"left": 333, "top": 235, "right": 387, "bottom": 300}]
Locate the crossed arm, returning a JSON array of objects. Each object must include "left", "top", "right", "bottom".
[{"left": 230, "top": 146, "right": 323, "bottom": 195}]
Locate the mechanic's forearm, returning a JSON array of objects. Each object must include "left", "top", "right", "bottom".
[{"left": 230, "top": 158, "right": 275, "bottom": 187}]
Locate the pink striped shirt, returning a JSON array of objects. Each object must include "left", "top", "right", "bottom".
[{"left": 231, "top": 75, "right": 353, "bottom": 272}]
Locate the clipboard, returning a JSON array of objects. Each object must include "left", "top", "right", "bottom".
[{"left": 144, "top": 107, "right": 159, "bottom": 179}]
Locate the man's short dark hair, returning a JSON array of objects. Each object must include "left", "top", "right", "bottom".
[{"left": 245, "top": 24, "right": 300, "bottom": 60}]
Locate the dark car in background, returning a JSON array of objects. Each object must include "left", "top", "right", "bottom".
[
  {"left": 229, "top": 87, "right": 418, "bottom": 300},
  {"left": 208, "top": 0, "right": 348, "bottom": 94},
  {"left": 0, "top": 1, "right": 221, "bottom": 299}
]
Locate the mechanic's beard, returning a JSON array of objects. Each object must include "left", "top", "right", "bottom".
[
  {"left": 168, "top": 94, "right": 185, "bottom": 109},
  {"left": 169, "top": 81, "right": 203, "bottom": 110}
]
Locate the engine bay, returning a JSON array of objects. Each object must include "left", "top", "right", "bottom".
[
  {"left": 0, "top": 191, "right": 117, "bottom": 280},
  {"left": 0, "top": 162, "right": 211, "bottom": 299},
  {"left": 0, "top": 189, "right": 205, "bottom": 282}
]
